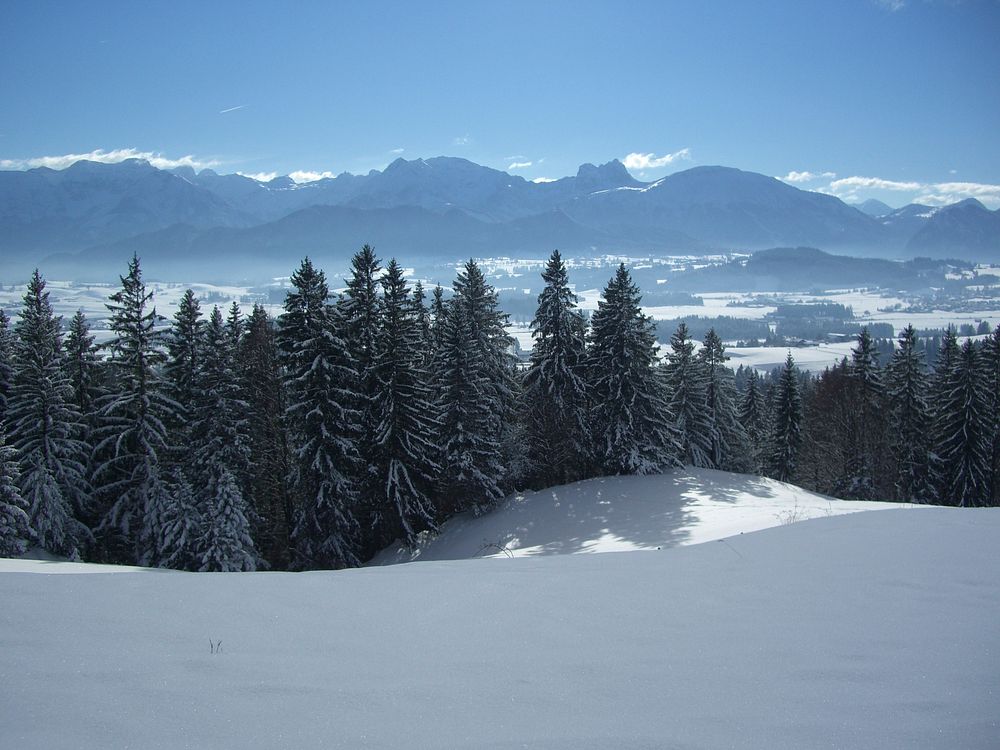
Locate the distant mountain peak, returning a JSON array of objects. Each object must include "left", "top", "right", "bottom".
[{"left": 575, "top": 159, "right": 640, "bottom": 191}]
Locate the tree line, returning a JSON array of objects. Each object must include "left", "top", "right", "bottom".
[{"left": 1, "top": 248, "right": 998, "bottom": 570}]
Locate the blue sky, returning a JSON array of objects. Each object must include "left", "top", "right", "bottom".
[{"left": 2, "top": 0, "right": 998, "bottom": 207}]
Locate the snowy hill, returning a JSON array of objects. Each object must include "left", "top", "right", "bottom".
[
  {"left": 1, "top": 504, "right": 998, "bottom": 749},
  {"left": 374, "top": 468, "right": 914, "bottom": 564}
]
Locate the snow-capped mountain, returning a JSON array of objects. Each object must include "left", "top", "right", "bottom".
[{"left": 2, "top": 156, "right": 998, "bottom": 278}]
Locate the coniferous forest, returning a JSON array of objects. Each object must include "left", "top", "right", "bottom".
[{"left": 1, "top": 247, "right": 998, "bottom": 570}]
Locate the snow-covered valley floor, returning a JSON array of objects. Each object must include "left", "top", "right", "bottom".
[{"left": 2, "top": 472, "right": 998, "bottom": 749}]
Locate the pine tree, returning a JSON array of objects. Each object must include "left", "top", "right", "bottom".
[
  {"left": 412, "top": 281, "right": 433, "bottom": 352},
  {"left": 936, "top": 339, "right": 991, "bottom": 506},
  {"left": 434, "top": 297, "right": 505, "bottom": 515},
  {"left": 450, "top": 260, "right": 519, "bottom": 490},
  {"left": 189, "top": 306, "right": 257, "bottom": 569},
  {"left": 370, "top": 260, "right": 440, "bottom": 546},
  {"left": 198, "top": 466, "right": 257, "bottom": 572},
  {"left": 278, "top": 258, "right": 360, "bottom": 569},
  {"left": 240, "top": 304, "right": 294, "bottom": 568},
  {"left": 9, "top": 270, "right": 90, "bottom": 557},
  {"left": 0, "top": 309, "right": 15, "bottom": 426},
  {"left": 928, "top": 327, "right": 961, "bottom": 500},
  {"left": 163, "top": 289, "right": 204, "bottom": 467},
  {"left": 92, "top": 255, "right": 177, "bottom": 565},
  {"left": 981, "top": 327, "right": 1000, "bottom": 506},
  {"left": 697, "top": 329, "right": 750, "bottom": 471},
  {"left": 155, "top": 467, "right": 201, "bottom": 570},
  {"left": 586, "top": 264, "right": 679, "bottom": 475},
  {"left": 523, "top": 250, "right": 591, "bottom": 487},
  {"left": 885, "top": 325, "right": 934, "bottom": 502},
  {"left": 63, "top": 309, "right": 103, "bottom": 531},
  {"left": 767, "top": 352, "right": 802, "bottom": 483},
  {"left": 340, "top": 245, "right": 384, "bottom": 536},
  {"left": 662, "top": 322, "right": 711, "bottom": 467},
  {"left": 0, "top": 428, "right": 29, "bottom": 557},
  {"left": 841, "top": 327, "right": 889, "bottom": 500},
  {"left": 430, "top": 284, "right": 447, "bottom": 353},
  {"left": 739, "top": 368, "right": 768, "bottom": 474}
]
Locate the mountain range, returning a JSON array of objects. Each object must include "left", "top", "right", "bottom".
[{"left": 1, "top": 156, "right": 998, "bottom": 279}]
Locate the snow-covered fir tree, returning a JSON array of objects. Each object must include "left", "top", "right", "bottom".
[
  {"left": 928, "top": 327, "right": 961, "bottom": 500},
  {"left": 92, "top": 255, "right": 177, "bottom": 565},
  {"left": 586, "top": 264, "right": 679, "bottom": 475},
  {"left": 339, "top": 245, "right": 384, "bottom": 535},
  {"left": 739, "top": 368, "right": 769, "bottom": 475},
  {"left": 698, "top": 329, "right": 750, "bottom": 471},
  {"left": 198, "top": 466, "right": 256, "bottom": 572},
  {"left": 240, "top": 304, "right": 293, "bottom": 568},
  {"left": 935, "top": 338, "right": 991, "bottom": 507},
  {"left": 767, "top": 352, "right": 802, "bottom": 483},
  {"left": 9, "top": 270, "right": 90, "bottom": 557},
  {"left": 841, "top": 327, "right": 889, "bottom": 500},
  {"left": 450, "top": 260, "right": 520, "bottom": 491},
  {"left": 155, "top": 467, "right": 201, "bottom": 570},
  {"left": 885, "top": 325, "right": 934, "bottom": 502},
  {"left": 430, "top": 284, "right": 447, "bottom": 353},
  {"left": 163, "top": 289, "right": 204, "bottom": 468},
  {"left": 0, "top": 309, "right": 15, "bottom": 426},
  {"left": 278, "top": 258, "right": 360, "bottom": 569},
  {"left": 412, "top": 281, "right": 433, "bottom": 353},
  {"left": 370, "top": 260, "right": 440, "bottom": 546},
  {"left": 0, "top": 428, "right": 29, "bottom": 557},
  {"left": 433, "top": 296, "right": 505, "bottom": 515},
  {"left": 189, "top": 306, "right": 257, "bottom": 570},
  {"left": 981, "top": 327, "right": 1000, "bottom": 505},
  {"left": 662, "top": 322, "right": 711, "bottom": 468},
  {"left": 523, "top": 250, "right": 591, "bottom": 487},
  {"left": 63, "top": 309, "right": 103, "bottom": 529}
]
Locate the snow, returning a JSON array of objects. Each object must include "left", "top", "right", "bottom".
[
  {"left": 1, "top": 489, "right": 997, "bottom": 749},
  {"left": 374, "top": 468, "right": 915, "bottom": 563}
]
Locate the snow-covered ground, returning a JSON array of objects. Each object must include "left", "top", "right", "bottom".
[
  {"left": 374, "top": 468, "right": 912, "bottom": 563},
  {"left": 4, "top": 471, "right": 997, "bottom": 749}
]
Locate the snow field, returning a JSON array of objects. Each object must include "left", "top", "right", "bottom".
[{"left": 1, "top": 506, "right": 998, "bottom": 749}]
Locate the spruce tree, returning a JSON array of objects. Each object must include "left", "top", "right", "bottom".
[
  {"left": 155, "top": 467, "right": 201, "bottom": 570},
  {"left": 767, "top": 352, "right": 802, "bottom": 483},
  {"left": 697, "top": 328, "right": 750, "bottom": 471},
  {"left": 434, "top": 297, "right": 505, "bottom": 515},
  {"left": 739, "top": 368, "right": 768, "bottom": 474},
  {"left": 586, "top": 264, "right": 679, "bottom": 475},
  {"left": 0, "top": 309, "right": 16, "bottom": 426},
  {"left": 240, "top": 304, "right": 293, "bottom": 568},
  {"left": 163, "top": 289, "right": 204, "bottom": 467},
  {"left": 885, "top": 325, "right": 934, "bottom": 502},
  {"left": 9, "top": 270, "right": 90, "bottom": 557},
  {"left": 842, "top": 327, "right": 889, "bottom": 500},
  {"left": 523, "top": 250, "right": 591, "bottom": 486},
  {"left": 928, "top": 327, "right": 961, "bottom": 500},
  {"left": 198, "top": 466, "right": 257, "bottom": 572},
  {"left": 430, "top": 284, "right": 447, "bottom": 353},
  {"left": 278, "top": 258, "right": 360, "bottom": 569},
  {"left": 92, "top": 255, "right": 177, "bottom": 565},
  {"left": 981, "top": 328, "right": 1000, "bottom": 506},
  {"left": 370, "top": 260, "right": 440, "bottom": 546},
  {"left": 340, "top": 245, "right": 384, "bottom": 536},
  {"left": 662, "top": 322, "right": 711, "bottom": 467},
  {"left": 936, "top": 339, "right": 991, "bottom": 506},
  {"left": 0, "top": 428, "right": 29, "bottom": 557}
]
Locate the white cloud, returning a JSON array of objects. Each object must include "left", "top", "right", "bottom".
[
  {"left": 778, "top": 170, "right": 836, "bottom": 183},
  {"left": 916, "top": 182, "right": 1000, "bottom": 208},
  {"left": 389, "top": 148, "right": 405, "bottom": 155},
  {"left": 0, "top": 148, "right": 220, "bottom": 172},
  {"left": 622, "top": 148, "right": 691, "bottom": 171},
  {"left": 289, "top": 170, "right": 336, "bottom": 183},
  {"left": 874, "top": 0, "right": 906, "bottom": 11},
  {"left": 453, "top": 134, "right": 472, "bottom": 146},
  {"left": 237, "top": 171, "right": 278, "bottom": 182},
  {"left": 508, "top": 160, "right": 532, "bottom": 170},
  {"left": 816, "top": 173, "right": 1000, "bottom": 209},
  {"left": 532, "top": 177, "right": 557, "bottom": 183}
]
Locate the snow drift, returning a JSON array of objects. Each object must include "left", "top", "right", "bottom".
[{"left": 374, "top": 467, "right": 914, "bottom": 563}]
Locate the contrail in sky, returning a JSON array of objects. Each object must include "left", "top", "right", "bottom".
[{"left": 219, "top": 105, "right": 246, "bottom": 114}]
